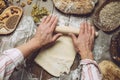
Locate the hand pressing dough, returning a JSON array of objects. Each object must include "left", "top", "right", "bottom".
[
  {"left": 53, "top": 0, "right": 98, "bottom": 15},
  {"left": 35, "top": 36, "right": 76, "bottom": 77}
]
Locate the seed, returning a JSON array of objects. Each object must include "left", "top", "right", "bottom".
[
  {"left": 6, "top": 15, "right": 19, "bottom": 29},
  {"left": 99, "top": 2, "right": 120, "bottom": 31}
]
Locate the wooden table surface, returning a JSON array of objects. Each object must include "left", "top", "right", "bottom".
[{"left": 6, "top": 0, "right": 120, "bottom": 80}]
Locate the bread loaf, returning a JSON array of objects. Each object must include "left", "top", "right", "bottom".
[
  {"left": 53, "top": 0, "right": 98, "bottom": 15},
  {"left": 99, "top": 60, "right": 120, "bottom": 80}
]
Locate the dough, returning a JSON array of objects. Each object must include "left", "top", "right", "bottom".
[
  {"left": 35, "top": 36, "right": 76, "bottom": 77},
  {"left": 53, "top": 0, "right": 98, "bottom": 15}
]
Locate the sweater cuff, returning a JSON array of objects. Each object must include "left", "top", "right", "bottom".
[
  {"left": 80, "top": 59, "right": 98, "bottom": 67},
  {"left": 2, "top": 48, "right": 24, "bottom": 67}
]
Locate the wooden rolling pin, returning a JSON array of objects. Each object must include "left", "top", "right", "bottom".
[{"left": 55, "top": 26, "right": 98, "bottom": 36}]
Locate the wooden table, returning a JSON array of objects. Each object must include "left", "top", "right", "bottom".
[{"left": 7, "top": 0, "right": 119, "bottom": 80}]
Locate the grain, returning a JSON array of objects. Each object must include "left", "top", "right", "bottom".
[
  {"left": 99, "top": 2, "right": 120, "bottom": 30},
  {"left": 6, "top": 15, "right": 19, "bottom": 29}
]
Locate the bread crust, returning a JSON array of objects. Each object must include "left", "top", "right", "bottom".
[
  {"left": 99, "top": 60, "right": 120, "bottom": 80},
  {"left": 53, "top": 0, "right": 98, "bottom": 14}
]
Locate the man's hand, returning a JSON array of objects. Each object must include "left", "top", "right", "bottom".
[
  {"left": 33, "top": 15, "right": 62, "bottom": 48},
  {"left": 17, "top": 15, "right": 62, "bottom": 57},
  {"left": 69, "top": 22, "right": 95, "bottom": 60}
]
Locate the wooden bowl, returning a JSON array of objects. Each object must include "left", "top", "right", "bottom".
[
  {"left": 0, "top": 6, "right": 23, "bottom": 35},
  {"left": 92, "top": 0, "right": 120, "bottom": 32}
]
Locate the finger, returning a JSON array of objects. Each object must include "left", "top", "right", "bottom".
[
  {"left": 69, "top": 33, "right": 77, "bottom": 45},
  {"left": 41, "top": 16, "right": 47, "bottom": 23},
  {"left": 48, "top": 16, "right": 56, "bottom": 26},
  {"left": 91, "top": 26, "right": 95, "bottom": 39},
  {"left": 91, "top": 27, "right": 95, "bottom": 50},
  {"left": 88, "top": 22, "right": 92, "bottom": 36},
  {"left": 51, "top": 16, "right": 58, "bottom": 32},
  {"left": 79, "top": 22, "right": 85, "bottom": 34},
  {"left": 79, "top": 22, "right": 85, "bottom": 38},
  {"left": 52, "top": 33, "right": 62, "bottom": 42},
  {"left": 85, "top": 21, "right": 88, "bottom": 33},
  {"left": 44, "top": 15, "right": 52, "bottom": 24},
  {"left": 38, "top": 16, "right": 47, "bottom": 27}
]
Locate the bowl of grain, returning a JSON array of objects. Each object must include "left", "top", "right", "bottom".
[{"left": 93, "top": 0, "right": 120, "bottom": 32}]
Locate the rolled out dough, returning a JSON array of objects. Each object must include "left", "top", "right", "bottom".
[{"left": 35, "top": 36, "right": 76, "bottom": 77}]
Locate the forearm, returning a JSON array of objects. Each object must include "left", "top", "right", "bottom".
[
  {"left": 80, "top": 59, "right": 102, "bottom": 80},
  {"left": 79, "top": 51, "right": 94, "bottom": 60},
  {"left": 17, "top": 38, "right": 41, "bottom": 58}
]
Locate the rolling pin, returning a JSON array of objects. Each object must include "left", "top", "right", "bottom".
[{"left": 55, "top": 26, "right": 98, "bottom": 36}]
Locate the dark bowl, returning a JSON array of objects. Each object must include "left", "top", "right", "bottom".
[{"left": 110, "top": 31, "right": 120, "bottom": 66}]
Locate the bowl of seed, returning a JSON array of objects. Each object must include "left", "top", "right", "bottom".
[{"left": 93, "top": 0, "right": 120, "bottom": 32}]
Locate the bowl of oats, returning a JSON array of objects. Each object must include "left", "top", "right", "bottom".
[{"left": 93, "top": 0, "right": 120, "bottom": 32}]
